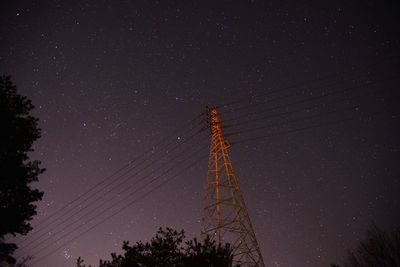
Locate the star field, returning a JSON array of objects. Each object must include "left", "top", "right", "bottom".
[{"left": 1, "top": 1, "right": 400, "bottom": 267}]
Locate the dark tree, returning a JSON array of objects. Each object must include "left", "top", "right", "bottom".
[
  {"left": 77, "top": 227, "right": 235, "bottom": 267},
  {"left": 0, "top": 76, "right": 44, "bottom": 265},
  {"left": 76, "top": 256, "right": 90, "bottom": 267},
  {"left": 183, "top": 236, "right": 234, "bottom": 267},
  {"left": 331, "top": 225, "right": 400, "bottom": 267}
]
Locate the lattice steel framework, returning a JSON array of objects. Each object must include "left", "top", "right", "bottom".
[{"left": 202, "top": 106, "right": 265, "bottom": 267}]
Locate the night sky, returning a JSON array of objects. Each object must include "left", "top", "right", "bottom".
[{"left": 1, "top": 1, "right": 400, "bottom": 267}]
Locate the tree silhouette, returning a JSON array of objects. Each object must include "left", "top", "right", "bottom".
[
  {"left": 331, "top": 225, "right": 400, "bottom": 267},
  {"left": 0, "top": 76, "right": 44, "bottom": 265},
  {"left": 183, "top": 235, "right": 235, "bottom": 267},
  {"left": 76, "top": 256, "right": 89, "bottom": 267},
  {"left": 77, "top": 227, "right": 235, "bottom": 267}
]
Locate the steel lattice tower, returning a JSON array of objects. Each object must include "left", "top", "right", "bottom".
[{"left": 202, "top": 107, "right": 265, "bottom": 267}]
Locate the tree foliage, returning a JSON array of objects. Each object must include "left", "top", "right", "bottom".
[
  {"left": 0, "top": 76, "right": 44, "bottom": 265},
  {"left": 77, "top": 227, "right": 235, "bottom": 267},
  {"left": 332, "top": 225, "right": 400, "bottom": 267}
]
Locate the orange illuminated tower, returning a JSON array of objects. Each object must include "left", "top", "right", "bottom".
[{"left": 202, "top": 106, "right": 266, "bottom": 267}]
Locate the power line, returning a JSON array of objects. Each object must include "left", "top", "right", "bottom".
[
  {"left": 231, "top": 105, "right": 360, "bottom": 137},
  {"left": 20, "top": 130, "right": 206, "bottom": 253},
  {"left": 18, "top": 115, "right": 202, "bottom": 246},
  {"left": 228, "top": 94, "right": 359, "bottom": 129},
  {"left": 24, "top": 102, "right": 383, "bottom": 264},
  {"left": 218, "top": 55, "right": 399, "bottom": 108},
  {"left": 21, "top": 74, "right": 390, "bottom": 250},
  {"left": 25, "top": 98, "right": 360, "bottom": 252},
  {"left": 22, "top": 86, "right": 355, "bottom": 252},
  {"left": 28, "top": 145, "right": 210, "bottom": 266},
  {"left": 20, "top": 134, "right": 206, "bottom": 254},
  {"left": 221, "top": 70, "right": 397, "bottom": 116},
  {"left": 233, "top": 111, "right": 381, "bottom": 145},
  {"left": 19, "top": 59, "right": 399, "bottom": 262},
  {"left": 22, "top": 136, "right": 209, "bottom": 257},
  {"left": 19, "top": 125, "right": 204, "bottom": 251},
  {"left": 220, "top": 74, "right": 395, "bottom": 126}
]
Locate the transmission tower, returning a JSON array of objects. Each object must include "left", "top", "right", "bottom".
[{"left": 202, "top": 106, "right": 266, "bottom": 267}]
